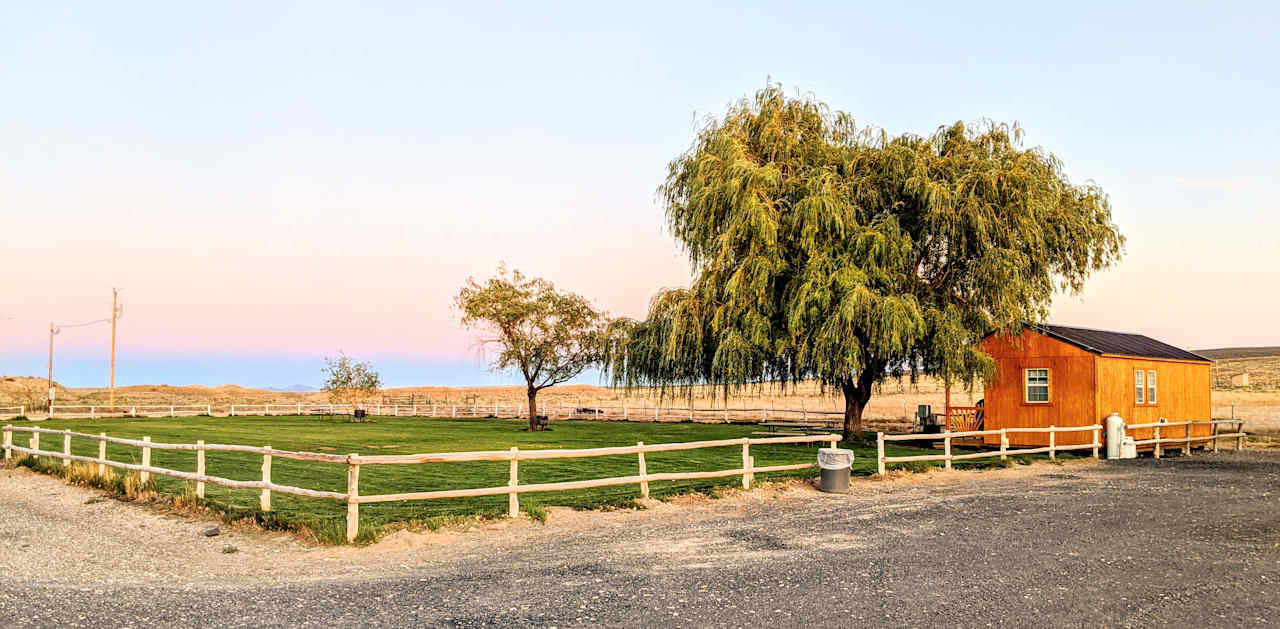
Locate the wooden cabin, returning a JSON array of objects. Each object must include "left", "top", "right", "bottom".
[{"left": 965, "top": 324, "right": 1213, "bottom": 449}]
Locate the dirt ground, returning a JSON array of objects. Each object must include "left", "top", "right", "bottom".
[{"left": 1, "top": 449, "right": 1277, "bottom": 627}]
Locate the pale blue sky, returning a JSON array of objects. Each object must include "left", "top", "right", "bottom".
[{"left": 2, "top": 2, "right": 1277, "bottom": 387}]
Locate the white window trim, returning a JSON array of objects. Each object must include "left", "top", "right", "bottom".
[
  {"left": 1024, "top": 368, "right": 1050, "bottom": 404},
  {"left": 1147, "top": 370, "right": 1157, "bottom": 405},
  {"left": 1135, "top": 369, "right": 1145, "bottom": 405}
]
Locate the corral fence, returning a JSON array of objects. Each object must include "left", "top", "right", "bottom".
[
  {"left": 875, "top": 425, "right": 1103, "bottom": 475},
  {"left": 1125, "top": 420, "right": 1247, "bottom": 458},
  {"left": 2, "top": 424, "right": 838, "bottom": 542},
  {"left": 875, "top": 419, "right": 1251, "bottom": 474},
  {"left": 50, "top": 405, "right": 210, "bottom": 419},
  {"left": 0, "top": 407, "right": 24, "bottom": 419},
  {"left": 48, "top": 401, "right": 870, "bottom": 427}
]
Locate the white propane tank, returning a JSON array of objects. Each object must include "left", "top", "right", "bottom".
[
  {"left": 1120, "top": 436, "right": 1138, "bottom": 459},
  {"left": 1105, "top": 412, "right": 1126, "bottom": 459}
]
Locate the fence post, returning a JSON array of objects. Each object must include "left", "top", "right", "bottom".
[
  {"left": 689, "top": 405, "right": 694, "bottom": 422},
  {"left": 206, "top": 404, "right": 212, "bottom": 416},
  {"left": 452, "top": 405, "right": 457, "bottom": 418},
  {"left": 623, "top": 401, "right": 629, "bottom": 421},
  {"left": 131, "top": 405, "right": 137, "bottom": 417},
  {"left": 90, "top": 406, "right": 95, "bottom": 420},
  {"left": 1048, "top": 425, "right": 1056, "bottom": 461},
  {"left": 1236, "top": 421, "right": 1244, "bottom": 451},
  {"left": 196, "top": 439, "right": 205, "bottom": 498},
  {"left": 654, "top": 406, "right": 659, "bottom": 421},
  {"left": 297, "top": 402, "right": 302, "bottom": 416},
  {"left": 1001, "top": 428, "right": 1009, "bottom": 461},
  {"left": 876, "top": 432, "right": 886, "bottom": 475},
  {"left": 944, "top": 433, "right": 952, "bottom": 470},
  {"left": 61, "top": 430, "right": 71, "bottom": 466},
  {"left": 1154, "top": 424, "right": 1162, "bottom": 459},
  {"left": 1185, "top": 423, "right": 1192, "bottom": 455},
  {"left": 346, "top": 454, "right": 360, "bottom": 543},
  {"left": 49, "top": 406, "right": 56, "bottom": 420},
  {"left": 637, "top": 442, "right": 648, "bottom": 499},
  {"left": 260, "top": 446, "right": 272, "bottom": 511},
  {"left": 1092, "top": 425, "right": 1101, "bottom": 459},
  {"left": 471, "top": 402, "right": 475, "bottom": 417},
  {"left": 508, "top": 447, "right": 519, "bottom": 518},
  {"left": 231, "top": 405, "right": 237, "bottom": 417},
  {"left": 98, "top": 433, "right": 106, "bottom": 476},
  {"left": 741, "top": 440, "right": 751, "bottom": 489},
  {"left": 141, "top": 436, "right": 151, "bottom": 483},
  {"left": 3, "top": 426, "right": 10, "bottom": 460},
  {"left": 31, "top": 431, "right": 39, "bottom": 456}
]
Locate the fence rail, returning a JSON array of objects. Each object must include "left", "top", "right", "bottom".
[
  {"left": 0, "top": 407, "right": 24, "bottom": 419},
  {"left": 2, "top": 424, "right": 838, "bottom": 542},
  {"left": 40, "top": 401, "right": 858, "bottom": 425},
  {"left": 50, "top": 405, "right": 211, "bottom": 419},
  {"left": 875, "top": 425, "right": 1104, "bottom": 475},
  {"left": 1124, "top": 419, "right": 1246, "bottom": 458}
]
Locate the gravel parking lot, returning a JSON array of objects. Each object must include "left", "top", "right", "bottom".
[{"left": 2, "top": 450, "right": 1277, "bottom": 627}]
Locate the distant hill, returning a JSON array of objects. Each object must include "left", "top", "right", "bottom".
[
  {"left": 1195, "top": 346, "right": 1280, "bottom": 360},
  {"left": 263, "top": 384, "right": 319, "bottom": 393},
  {"left": 1193, "top": 347, "right": 1280, "bottom": 390}
]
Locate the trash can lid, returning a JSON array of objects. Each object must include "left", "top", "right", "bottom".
[{"left": 817, "top": 447, "right": 855, "bottom": 469}]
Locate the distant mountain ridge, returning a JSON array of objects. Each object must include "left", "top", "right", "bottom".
[
  {"left": 1194, "top": 346, "right": 1280, "bottom": 360},
  {"left": 263, "top": 384, "right": 319, "bottom": 393}
]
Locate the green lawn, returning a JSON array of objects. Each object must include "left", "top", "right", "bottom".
[{"left": 4, "top": 415, "right": 1036, "bottom": 543}]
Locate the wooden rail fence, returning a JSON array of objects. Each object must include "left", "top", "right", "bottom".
[
  {"left": 1125, "top": 419, "right": 1246, "bottom": 458},
  {"left": 875, "top": 425, "right": 1104, "bottom": 475},
  {"left": 2, "top": 424, "right": 837, "bottom": 542},
  {"left": 48, "top": 401, "right": 855, "bottom": 424},
  {"left": 0, "top": 406, "right": 24, "bottom": 419}
]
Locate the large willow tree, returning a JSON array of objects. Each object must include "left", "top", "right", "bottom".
[{"left": 606, "top": 86, "right": 1124, "bottom": 441}]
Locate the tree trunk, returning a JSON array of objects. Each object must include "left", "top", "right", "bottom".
[
  {"left": 840, "top": 372, "right": 876, "bottom": 443},
  {"left": 527, "top": 388, "right": 541, "bottom": 432}
]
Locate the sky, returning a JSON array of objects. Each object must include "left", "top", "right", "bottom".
[{"left": 2, "top": 1, "right": 1277, "bottom": 388}]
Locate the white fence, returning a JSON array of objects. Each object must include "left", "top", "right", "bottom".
[
  {"left": 44, "top": 401, "right": 855, "bottom": 425},
  {"left": 875, "top": 425, "right": 1104, "bottom": 475},
  {"left": 2, "top": 424, "right": 838, "bottom": 542},
  {"left": 0, "top": 407, "right": 24, "bottom": 419},
  {"left": 1124, "top": 419, "right": 1246, "bottom": 458},
  {"left": 50, "top": 405, "right": 211, "bottom": 419}
]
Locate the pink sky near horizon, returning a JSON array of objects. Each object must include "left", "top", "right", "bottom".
[{"left": 2, "top": 3, "right": 1277, "bottom": 387}]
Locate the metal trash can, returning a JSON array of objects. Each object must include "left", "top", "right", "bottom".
[
  {"left": 817, "top": 447, "right": 855, "bottom": 493},
  {"left": 1120, "top": 436, "right": 1138, "bottom": 459}
]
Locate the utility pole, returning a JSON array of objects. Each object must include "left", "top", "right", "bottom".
[
  {"left": 47, "top": 322, "right": 56, "bottom": 411},
  {"left": 110, "top": 288, "right": 119, "bottom": 411}
]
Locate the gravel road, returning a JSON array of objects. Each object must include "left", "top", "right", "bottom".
[{"left": 2, "top": 450, "right": 1277, "bottom": 627}]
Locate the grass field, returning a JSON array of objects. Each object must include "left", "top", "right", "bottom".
[{"left": 4, "top": 415, "right": 1044, "bottom": 543}]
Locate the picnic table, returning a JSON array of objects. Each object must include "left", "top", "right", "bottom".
[{"left": 754, "top": 421, "right": 831, "bottom": 436}]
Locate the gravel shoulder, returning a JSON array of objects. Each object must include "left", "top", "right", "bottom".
[{"left": 2, "top": 451, "right": 1278, "bottom": 627}]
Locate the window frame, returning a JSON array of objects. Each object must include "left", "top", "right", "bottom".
[
  {"left": 1024, "top": 368, "right": 1051, "bottom": 404},
  {"left": 1146, "top": 369, "right": 1157, "bottom": 405},
  {"left": 1134, "top": 369, "right": 1146, "bottom": 405}
]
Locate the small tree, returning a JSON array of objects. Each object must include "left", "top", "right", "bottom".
[
  {"left": 455, "top": 268, "right": 605, "bottom": 431},
  {"left": 321, "top": 353, "right": 382, "bottom": 420}
]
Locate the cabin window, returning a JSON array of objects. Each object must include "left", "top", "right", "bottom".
[
  {"left": 1134, "top": 369, "right": 1145, "bottom": 404},
  {"left": 1024, "top": 368, "right": 1050, "bottom": 403},
  {"left": 1147, "top": 370, "right": 1157, "bottom": 404}
]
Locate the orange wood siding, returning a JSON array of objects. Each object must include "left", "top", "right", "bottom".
[
  {"left": 979, "top": 331, "right": 1097, "bottom": 447},
  {"left": 1096, "top": 356, "right": 1213, "bottom": 444}
]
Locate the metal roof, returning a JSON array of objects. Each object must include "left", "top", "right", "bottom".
[{"left": 1035, "top": 324, "right": 1213, "bottom": 363}]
